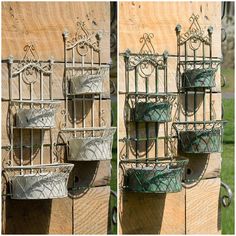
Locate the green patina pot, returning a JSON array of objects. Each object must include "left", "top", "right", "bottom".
[
  {"left": 181, "top": 68, "right": 216, "bottom": 89},
  {"left": 134, "top": 102, "right": 171, "bottom": 122},
  {"left": 124, "top": 161, "right": 188, "bottom": 193},
  {"left": 179, "top": 129, "right": 222, "bottom": 153}
]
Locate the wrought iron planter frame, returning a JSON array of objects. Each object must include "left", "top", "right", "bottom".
[
  {"left": 61, "top": 20, "right": 116, "bottom": 163},
  {"left": 173, "top": 14, "right": 226, "bottom": 154},
  {"left": 5, "top": 43, "right": 73, "bottom": 199},
  {"left": 119, "top": 33, "right": 188, "bottom": 193}
]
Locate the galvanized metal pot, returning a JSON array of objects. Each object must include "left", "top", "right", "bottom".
[
  {"left": 16, "top": 108, "right": 56, "bottom": 128},
  {"left": 179, "top": 129, "right": 222, "bottom": 153},
  {"left": 181, "top": 68, "right": 216, "bottom": 89},
  {"left": 134, "top": 101, "right": 172, "bottom": 122},
  {"left": 70, "top": 74, "right": 103, "bottom": 94}
]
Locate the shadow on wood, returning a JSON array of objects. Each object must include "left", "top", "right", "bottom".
[
  {"left": 120, "top": 191, "right": 166, "bottom": 234},
  {"left": 4, "top": 198, "right": 52, "bottom": 234}
]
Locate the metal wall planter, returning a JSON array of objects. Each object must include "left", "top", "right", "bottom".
[
  {"left": 6, "top": 163, "right": 74, "bottom": 199},
  {"left": 128, "top": 94, "right": 176, "bottom": 122},
  {"left": 69, "top": 74, "right": 104, "bottom": 95},
  {"left": 62, "top": 20, "right": 116, "bottom": 168},
  {"left": 181, "top": 68, "right": 216, "bottom": 89},
  {"left": 173, "top": 121, "right": 225, "bottom": 154},
  {"left": 16, "top": 108, "right": 55, "bottom": 128},
  {"left": 121, "top": 159, "right": 188, "bottom": 193},
  {"left": 120, "top": 33, "right": 188, "bottom": 194},
  {"left": 67, "top": 128, "right": 116, "bottom": 161},
  {"left": 5, "top": 44, "right": 74, "bottom": 200}
]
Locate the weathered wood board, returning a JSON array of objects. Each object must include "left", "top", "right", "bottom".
[
  {"left": 3, "top": 198, "right": 73, "bottom": 234},
  {"left": 186, "top": 178, "right": 221, "bottom": 234},
  {"left": 119, "top": 2, "right": 221, "bottom": 57},
  {"left": 67, "top": 160, "right": 111, "bottom": 188},
  {"left": 73, "top": 186, "right": 110, "bottom": 234},
  {"left": 2, "top": 2, "right": 110, "bottom": 63},
  {"left": 119, "top": 190, "right": 185, "bottom": 234},
  {"left": 2, "top": 186, "right": 111, "bottom": 234}
]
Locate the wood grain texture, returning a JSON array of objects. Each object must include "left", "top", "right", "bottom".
[
  {"left": 183, "top": 153, "right": 221, "bottom": 184},
  {"left": 2, "top": 2, "right": 110, "bottom": 62},
  {"left": 73, "top": 186, "right": 110, "bottom": 234},
  {"left": 186, "top": 178, "right": 221, "bottom": 234},
  {"left": 3, "top": 197, "right": 72, "bottom": 234},
  {"left": 119, "top": 2, "right": 221, "bottom": 57},
  {"left": 119, "top": 190, "right": 185, "bottom": 234},
  {"left": 67, "top": 160, "right": 111, "bottom": 188}
]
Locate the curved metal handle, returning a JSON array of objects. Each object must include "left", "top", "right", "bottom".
[{"left": 221, "top": 181, "right": 233, "bottom": 208}]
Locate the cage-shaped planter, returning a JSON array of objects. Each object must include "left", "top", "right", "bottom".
[
  {"left": 121, "top": 158, "right": 188, "bottom": 193},
  {"left": 127, "top": 93, "right": 176, "bottom": 123},
  {"left": 69, "top": 74, "right": 104, "bottom": 95},
  {"left": 181, "top": 68, "right": 216, "bottom": 89},
  {"left": 173, "top": 121, "right": 226, "bottom": 154},
  {"left": 5, "top": 163, "right": 74, "bottom": 200},
  {"left": 68, "top": 127, "right": 116, "bottom": 161},
  {"left": 16, "top": 108, "right": 56, "bottom": 128}
]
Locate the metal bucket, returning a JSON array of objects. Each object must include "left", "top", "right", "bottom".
[
  {"left": 16, "top": 108, "right": 56, "bottom": 128},
  {"left": 181, "top": 68, "right": 216, "bottom": 89},
  {"left": 70, "top": 74, "right": 103, "bottom": 94}
]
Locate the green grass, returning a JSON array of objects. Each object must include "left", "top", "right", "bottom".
[
  {"left": 221, "top": 68, "right": 234, "bottom": 93},
  {"left": 221, "top": 99, "right": 234, "bottom": 234},
  {"left": 110, "top": 101, "right": 117, "bottom": 234}
]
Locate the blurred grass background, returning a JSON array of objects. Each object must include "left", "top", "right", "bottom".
[{"left": 221, "top": 68, "right": 234, "bottom": 234}]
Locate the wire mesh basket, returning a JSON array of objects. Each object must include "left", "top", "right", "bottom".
[
  {"left": 5, "top": 163, "right": 74, "bottom": 199},
  {"left": 173, "top": 121, "right": 226, "bottom": 153},
  {"left": 16, "top": 107, "right": 56, "bottom": 128},
  {"left": 67, "top": 127, "right": 116, "bottom": 161},
  {"left": 69, "top": 74, "right": 104, "bottom": 95},
  {"left": 181, "top": 68, "right": 216, "bottom": 89},
  {"left": 126, "top": 94, "right": 176, "bottom": 123},
  {"left": 120, "top": 158, "right": 188, "bottom": 193}
]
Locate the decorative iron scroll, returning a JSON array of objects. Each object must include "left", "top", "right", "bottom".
[
  {"left": 176, "top": 14, "right": 211, "bottom": 49},
  {"left": 10, "top": 43, "right": 53, "bottom": 82},
  {"left": 64, "top": 19, "right": 102, "bottom": 55}
]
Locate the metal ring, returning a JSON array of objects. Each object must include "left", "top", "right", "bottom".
[{"left": 221, "top": 181, "right": 233, "bottom": 208}]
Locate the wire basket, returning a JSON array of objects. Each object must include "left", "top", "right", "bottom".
[
  {"left": 5, "top": 163, "right": 74, "bottom": 199},
  {"left": 181, "top": 68, "right": 216, "bottom": 89},
  {"left": 68, "top": 128, "right": 116, "bottom": 161},
  {"left": 173, "top": 121, "right": 226, "bottom": 153},
  {"left": 16, "top": 106, "right": 56, "bottom": 129},
  {"left": 126, "top": 94, "right": 176, "bottom": 123},
  {"left": 69, "top": 74, "right": 104, "bottom": 95},
  {"left": 120, "top": 158, "right": 188, "bottom": 193}
]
